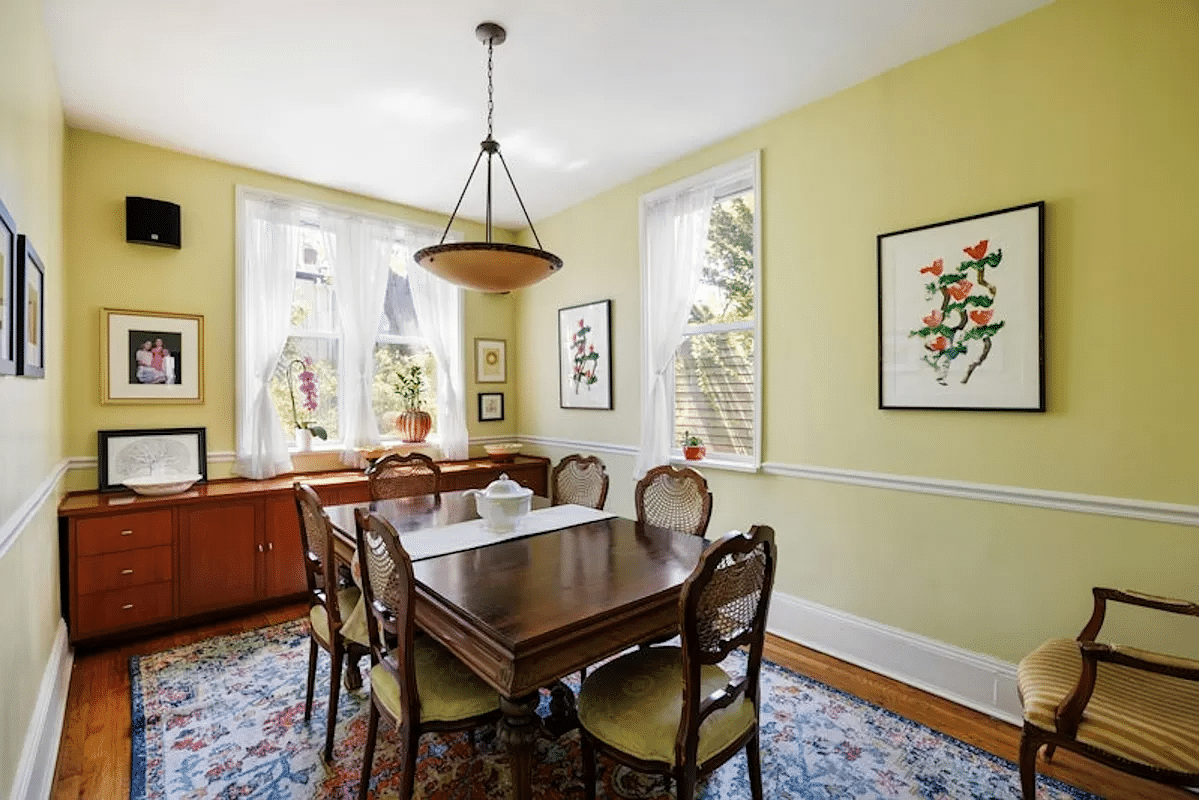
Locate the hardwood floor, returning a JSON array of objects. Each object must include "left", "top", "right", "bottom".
[{"left": 50, "top": 607, "right": 1185, "bottom": 799}]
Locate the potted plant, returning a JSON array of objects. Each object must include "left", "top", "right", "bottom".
[
  {"left": 288, "top": 358, "right": 328, "bottom": 450},
  {"left": 681, "top": 430, "right": 705, "bottom": 461},
  {"left": 394, "top": 362, "right": 433, "bottom": 443}
]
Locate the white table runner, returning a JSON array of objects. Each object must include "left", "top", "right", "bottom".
[{"left": 402, "top": 503, "right": 615, "bottom": 562}]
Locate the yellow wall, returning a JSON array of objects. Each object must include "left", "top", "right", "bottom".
[
  {"left": 516, "top": 0, "right": 1199, "bottom": 662},
  {"left": 0, "top": 0, "right": 66, "bottom": 792},
  {"left": 64, "top": 130, "right": 520, "bottom": 491}
]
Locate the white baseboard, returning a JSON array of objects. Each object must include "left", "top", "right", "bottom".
[
  {"left": 9, "top": 621, "right": 72, "bottom": 800},
  {"left": 768, "top": 591, "right": 1022, "bottom": 726}
]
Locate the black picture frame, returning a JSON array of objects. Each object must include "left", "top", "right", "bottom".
[
  {"left": 0, "top": 197, "right": 16, "bottom": 376},
  {"left": 558, "top": 298, "right": 613, "bottom": 410},
  {"left": 16, "top": 235, "right": 44, "bottom": 378},
  {"left": 478, "top": 392, "right": 504, "bottom": 422},
  {"left": 97, "top": 427, "right": 208, "bottom": 492},
  {"left": 877, "top": 201, "right": 1045, "bottom": 411}
]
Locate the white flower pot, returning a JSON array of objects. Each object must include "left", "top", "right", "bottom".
[{"left": 294, "top": 428, "right": 314, "bottom": 451}]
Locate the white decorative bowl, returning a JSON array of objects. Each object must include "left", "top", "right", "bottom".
[
  {"left": 484, "top": 442, "right": 522, "bottom": 463},
  {"left": 123, "top": 474, "right": 203, "bottom": 496}
]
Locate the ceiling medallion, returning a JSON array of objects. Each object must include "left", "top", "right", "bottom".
[{"left": 413, "top": 22, "right": 563, "bottom": 293}]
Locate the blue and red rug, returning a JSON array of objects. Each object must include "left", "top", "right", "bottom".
[{"left": 130, "top": 619, "right": 1096, "bottom": 799}]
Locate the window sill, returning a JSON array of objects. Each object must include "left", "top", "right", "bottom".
[{"left": 669, "top": 455, "right": 760, "bottom": 474}]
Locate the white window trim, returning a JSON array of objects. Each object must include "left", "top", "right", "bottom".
[{"left": 638, "top": 152, "right": 763, "bottom": 471}]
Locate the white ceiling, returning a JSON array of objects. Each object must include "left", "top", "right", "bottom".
[{"left": 43, "top": 0, "right": 1050, "bottom": 229}]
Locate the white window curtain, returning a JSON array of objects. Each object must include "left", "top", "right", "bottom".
[
  {"left": 408, "top": 242, "right": 468, "bottom": 460},
  {"left": 633, "top": 185, "right": 715, "bottom": 479},
  {"left": 235, "top": 199, "right": 302, "bottom": 479},
  {"left": 322, "top": 212, "right": 395, "bottom": 468}
]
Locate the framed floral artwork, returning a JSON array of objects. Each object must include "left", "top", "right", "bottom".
[
  {"left": 475, "top": 338, "right": 506, "bottom": 383},
  {"left": 878, "top": 201, "right": 1044, "bottom": 411},
  {"left": 478, "top": 391, "right": 504, "bottom": 421},
  {"left": 16, "top": 235, "right": 44, "bottom": 378},
  {"left": 101, "top": 308, "right": 205, "bottom": 404},
  {"left": 559, "top": 299, "right": 613, "bottom": 410},
  {"left": 0, "top": 197, "right": 16, "bottom": 376}
]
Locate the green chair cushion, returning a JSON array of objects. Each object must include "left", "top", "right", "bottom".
[
  {"left": 308, "top": 587, "right": 361, "bottom": 647},
  {"left": 371, "top": 637, "right": 499, "bottom": 723},
  {"left": 578, "top": 646, "right": 755, "bottom": 765}
]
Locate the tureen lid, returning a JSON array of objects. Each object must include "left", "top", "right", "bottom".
[{"left": 479, "top": 473, "right": 532, "bottom": 498}]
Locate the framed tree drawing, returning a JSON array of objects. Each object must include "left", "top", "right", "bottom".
[
  {"left": 559, "top": 299, "right": 613, "bottom": 410},
  {"left": 878, "top": 201, "right": 1044, "bottom": 411},
  {"left": 101, "top": 308, "right": 205, "bottom": 404}
]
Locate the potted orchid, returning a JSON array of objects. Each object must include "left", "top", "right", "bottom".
[
  {"left": 288, "top": 357, "right": 327, "bottom": 450},
  {"left": 394, "top": 362, "right": 432, "bottom": 443},
  {"left": 681, "top": 430, "right": 705, "bottom": 461}
]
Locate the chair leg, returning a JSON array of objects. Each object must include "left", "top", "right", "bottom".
[
  {"left": 358, "top": 704, "right": 379, "bottom": 800},
  {"left": 398, "top": 726, "right": 419, "bottom": 800},
  {"left": 324, "top": 649, "right": 344, "bottom": 762},
  {"left": 1044, "top": 743, "right": 1057, "bottom": 762},
  {"left": 581, "top": 734, "right": 597, "bottom": 800},
  {"left": 677, "top": 764, "right": 697, "bottom": 800},
  {"left": 1018, "top": 727, "right": 1041, "bottom": 800},
  {"left": 304, "top": 638, "right": 318, "bottom": 721},
  {"left": 746, "top": 729, "right": 763, "bottom": 800}
]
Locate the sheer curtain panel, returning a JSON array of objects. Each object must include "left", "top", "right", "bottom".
[
  {"left": 633, "top": 186, "right": 715, "bottom": 478},
  {"left": 409, "top": 242, "right": 468, "bottom": 460},
  {"left": 236, "top": 198, "right": 301, "bottom": 479}
]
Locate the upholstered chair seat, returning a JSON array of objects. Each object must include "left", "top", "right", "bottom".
[
  {"left": 579, "top": 646, "right": 755, "bottom": 764},
  {"left": 308, "top": 587, "right": 361, "bottom": 644},
  {"left": 1018, "top": 637, "right": 1199, "bottom": 773},
  {"left": 370, "top": 637, "right": 499, "bottom": 724}
]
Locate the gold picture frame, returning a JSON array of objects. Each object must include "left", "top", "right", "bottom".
[
  {"left": 101, "top": 308, "right": 205, "bottom": 404},
  {"left": 475, "top": 337, "right": 507, "bottom": 383}
]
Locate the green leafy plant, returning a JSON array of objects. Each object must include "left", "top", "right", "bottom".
[
  {"left": 682, "top": 430, "right": 702, "bottom": 448},
  {"left": 394, "top": 363, "right": 427, "bottom": 412}
]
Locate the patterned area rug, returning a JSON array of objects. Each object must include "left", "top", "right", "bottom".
[{"left": 130, "top": 619, "right": 1096, "bottom": 799}]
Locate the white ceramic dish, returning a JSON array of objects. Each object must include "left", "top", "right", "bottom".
[
  {"left": 123, "top": 474, "right": 203, "bottom": 496},
  {"left": 483, "top": 442, "right": 522, "bottom": 462},
  {"left": 465, "top": 473, "right": 533, "bottom": 532}
]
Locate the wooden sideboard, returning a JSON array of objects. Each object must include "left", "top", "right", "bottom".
[{"left": 59, "top": 455, "right": 549, "bottom": 644}]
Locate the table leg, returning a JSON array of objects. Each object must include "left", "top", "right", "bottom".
[{"left": 496, "top": 693, "right": 542, "bottom": 800}]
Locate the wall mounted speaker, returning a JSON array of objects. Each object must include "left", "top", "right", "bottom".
[{"left": 126, "top": 196, "right": 181, "bottom": 248}]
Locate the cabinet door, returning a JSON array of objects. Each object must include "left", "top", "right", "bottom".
[
  {"left": 179, "top": 502, "right": 260, "bottom": 616},
  {"left": 263, "top": 496, "right": 307, "bottom": 599}
]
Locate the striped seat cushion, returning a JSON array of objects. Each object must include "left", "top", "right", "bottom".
[{"left": 1018, "top": 638, "right": 1199, "bottom": 773}]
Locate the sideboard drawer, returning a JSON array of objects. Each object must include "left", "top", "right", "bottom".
[
  {"left": 75, "top": 510, "right": 173, "bottom": 556},
  {"left": 74, "top": 582, "right": 174, "bottom": 638},
  {"left": 76, "top": 545, "right": 173, "bottom": 596}
]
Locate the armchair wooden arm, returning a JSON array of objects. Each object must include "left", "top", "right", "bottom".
[{"left": 1078, "top": 586, "right": 1199, "bottom": 642}]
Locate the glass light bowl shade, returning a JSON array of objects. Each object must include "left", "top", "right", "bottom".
[{"left": 413, "top": 241, "right": 563, "bottom": 293}]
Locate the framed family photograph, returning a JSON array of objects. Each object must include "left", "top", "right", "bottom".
[
  {"left": 0, "top": 197, "right": 16, "bottom": 376},
  {"left": 97, "top": 427, "right": 208, "bottom": 492},
  {"left": 878, "top": 201, "right": 1045, "bottom": 411},
  {"left": 478, "top": 391, "right": 504, "bottom": 422},
  {"left": 475, "top": 338, "right": 507, "bottom": 383},
  {"left": 16, "top": 235, "right": 44, "bottom": 378},
  {"left": 101, "top": 308, "right": 205, "bottom": 404},
  {"left": 559, "top": 299, "right": 613, "bottom": 410}
]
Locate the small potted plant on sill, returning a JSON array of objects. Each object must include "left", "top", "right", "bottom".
[
  {"left": 394, "top": 362, "right": 432, "bottom": 443},
  {"left": 682, "top": 430, "right": 705, "bottom": 461},
  {"left": 288, "top": 357, "right": 328, "bottom": 451}
]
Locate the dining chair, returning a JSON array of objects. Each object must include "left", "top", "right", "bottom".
[
  {"left": 1016, "top": 587, "right": 1199, "bottom": 799},
  {"left": 551, "top": 454, "right": 609, "bottom": 509},
  {"left": 577, "top": 525, "right": 776, "bottom": 800},
  {"left": 634, "top": 464, "right": 712, "bottom": 537},
  {"left": 293, "top": 482, "right": 372, "bottom": 762},
  {"left": 354, "top": 508, "right": 502, "bottom": 800},
  {"left": 366, "top": 452, "right": 441, "bottom": 501}
]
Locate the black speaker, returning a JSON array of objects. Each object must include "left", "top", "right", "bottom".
[{"left": 126, "top": 196, "right": 181, "bottom": 248}]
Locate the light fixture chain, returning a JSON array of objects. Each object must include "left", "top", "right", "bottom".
[{"left": 486, "top": 36, "right": 494, "bottom": 138}]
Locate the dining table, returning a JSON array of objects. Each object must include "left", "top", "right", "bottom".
[{"left": 323, "top": 488, "right": 707, "bottom": 800}]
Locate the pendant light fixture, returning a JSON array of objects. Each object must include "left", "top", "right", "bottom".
[{"left": 413, "top": 22, "right": 563, "bottom": 293}]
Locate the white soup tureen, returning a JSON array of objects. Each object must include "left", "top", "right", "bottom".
[{"left": 464, "top": 473, "right": 532, "bottom": 532}]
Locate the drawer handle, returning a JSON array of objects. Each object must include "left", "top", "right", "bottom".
[
  {"left": 121, "top": 603, "right": 134, "bottom": 610},
  {"left": 121, "top": 530, "right": 134, "bottom": 536},
  {"left": 121, "top": 569, "right": 134, "bottom": 575}
]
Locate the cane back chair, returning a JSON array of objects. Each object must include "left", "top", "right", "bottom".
[
  {"left": 1017, "top": 587, "right": 1199, "bottom": 799},
  {"left": 353, "top": 509, "right": 501, "bottom": 800},
  {"left": 551, "top": 454, "right": 610, "bottom": 510},
  {"left": 634, "top": 464, "right": 712, "bottom": 537},
  {"left": 365, "top": 452, "right": 441, "bottom": 501},
  {"left": 577, "top": 525, "right": 777, "bottom": 800}
]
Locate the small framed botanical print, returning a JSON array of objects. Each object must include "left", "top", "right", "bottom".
[
  {"left": 475, "top": 338, "right": 507, "bottom": 383},
  {"left": 478, "top": 392, "right": 504, "bottom": 422}
]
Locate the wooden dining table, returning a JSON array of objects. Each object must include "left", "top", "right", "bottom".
[{"left": 323, "top": 489, "right": 707, "bottom": 800}]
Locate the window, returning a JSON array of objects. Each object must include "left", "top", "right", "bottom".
[
  {"left": 239, "top": 189, "right": 454, "bottom": 453},
  {"left": 640, "top": 154, "right": 761, "bottom": 468}
]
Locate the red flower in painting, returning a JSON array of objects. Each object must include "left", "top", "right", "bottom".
[
  {"left": 922, "top": 309, "right": 943, "bottom": 328},
  {"left": 927, "top": 336, "right": 949, "bottom": 352},
  {"left": 964, "top": 240, "right": 989, "bottom": 260},
  {"left": 945, "top": 280, "right": 973, "bottom": 301},
  {"left": 919, "top": 258, "right": 943, "bottom": 276},
  {"left": 969, "top": 309, "right": 994, "bottom": 325}
]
